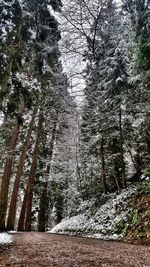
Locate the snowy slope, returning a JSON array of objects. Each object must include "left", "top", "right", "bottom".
[{"left": 50, "top": 186, "right": 137, "bottom": 239}]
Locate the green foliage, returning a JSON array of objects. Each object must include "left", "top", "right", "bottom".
[
  {"left": 128, "top": 209, "right": 139, "bottom": 225},
  {"left": 137, "top": 180, "right": 150, "bottom": 194},
  {"left": 143, "top": 165, "right": 150, "bottom": 178},
  {"left": 137, "top": 36, "right": 150, "bottom": 71},
  {"left": 125, "top": 192, "right": 150, "bottom": 242},
  {"left": 115, "top": 220, "right": 127, "bottom": 235}
]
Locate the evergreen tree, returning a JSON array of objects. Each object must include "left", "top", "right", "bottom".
[{"left": 80, "top": 0, "right": 131, "bottom": 195}]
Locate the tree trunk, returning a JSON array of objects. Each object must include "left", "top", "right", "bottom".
[
  {"left": 38, "top": 180, "right": 48, "bottom": 232},
  {"left": 100, "top": 135, "right": 106, "bottom": 194},
  {"left": 111, "top": 138, "right": 121, "bottom": 192},
  {"left": 6, "top": 107, "right": 37, "bottom": 231},
  {"left": 134, "top": 147, "right": 142, "bottom": 179},
  {"left": 114, "top": 168, "right": 121, "bottom": 192},
  {"left": 38, "top": 119, "right": 57, "bottom": 232},
  {"left": 0, "top": 56, "right": 13, "bottom": 106},
  {"left": 76, "top": 113, "right": 82, "bottom": 194},
  {"left": 0, "top": 99, "right": 24, "bottom": 232},
  {"left": 119, "top": 108, "right": 125, "bottom": 188},
  {"left": 24, "top": 185, "right": 34, "bottom": 232},
  {"left": 17, "top": 113, "right": 43, "bottom": 231}
]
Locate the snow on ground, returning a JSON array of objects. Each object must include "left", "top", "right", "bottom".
[
  {"left": 0, "top": 233, "right": 13, "bottom": 245},
  {"left": 50, "top": 185, "right": 137, "bottom": 240}
]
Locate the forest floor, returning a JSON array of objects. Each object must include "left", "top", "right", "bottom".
[{"left": 0, "top": 232, "right": 150, "bottom": 267}]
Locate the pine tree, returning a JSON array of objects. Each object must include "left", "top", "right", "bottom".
[
  {"left": 17, "top": 0, "right": 64, "bottom": 231},
  {"left": 80, "top": 0, "right": 130, "bottom": 195}
]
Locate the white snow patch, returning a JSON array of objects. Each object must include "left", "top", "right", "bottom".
[
  {"left": 49, "top": 186, "right": 137, "bottom": 240},
  {"left": 0, "top": 233, "right": 13, "bottom": 245},
  {"left": 7, "top": 231, "right": 17, "bottom": 234}
]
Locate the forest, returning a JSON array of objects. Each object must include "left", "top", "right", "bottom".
[{"left": 0, "top": 0, "right": 150, "bottom": 240}]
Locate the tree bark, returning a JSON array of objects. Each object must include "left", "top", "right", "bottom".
[
  {"left": 0, "top": 57, "right": 13, "bottom": 106},
  {"left": 111, "top": 138, "right": 121, "bottom": 192},
  {"left": 119, "top": 108, "right": 125, "bottom": 188},
  {"left": 38, "top": 178, "right": 48, "bottom": 232},
  {"left": 76, "top": 113, "right": 82, "bottom": 194},
  {"left": 6, "top": 107, "right": 37, "bottom": 231},
  {"left": 0, "top": 99, "right": 24, "bottom": 232},
  {"left": 134, "top": 148, "right": 142, "bottom": 179},
  {"left": 100, "top": 135, "right": 106, "bottom": 194},
  {"left": 38, "top": 119, "right": 57, "bottom": 232},
  {"left": 17, "top": 113, "right": 43, "bottom": 231}
]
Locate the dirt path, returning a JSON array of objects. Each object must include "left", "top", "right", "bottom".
[{"left": 1, "top": 232, "right": 150, "bottom": 267}]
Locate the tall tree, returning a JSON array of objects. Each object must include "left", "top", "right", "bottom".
[
  {"left": 18, "top": 112, "right": 43, "bottom": 231},
  {"left": 17, "top": 0, "right": 63, "bottom": 231},
  {"left": 0, "top": 98, "right": 24, "bottom": 231},
  {"left": 7, "top": 107, "right": 37, "bottom": 231},
  {"left": 38, "top": 118, "right": 57, "bottom": 232}
]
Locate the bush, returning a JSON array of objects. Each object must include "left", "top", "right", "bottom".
[
  {"left": 115, "top": 220, "right": 126, "bottom": 234},
  {"left": 138, "top": 180, "right": 150, "bottom": 193},
  {"left": 129, "top": 210, "right": 139, "bottom": 225}
]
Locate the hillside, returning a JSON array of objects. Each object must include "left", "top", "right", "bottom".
[
  {"left": 125, "top": 182, "right": 150, "bottom": 245},
  {"left": 50, "top": 179, "right": 150, "bottom": 245}
]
